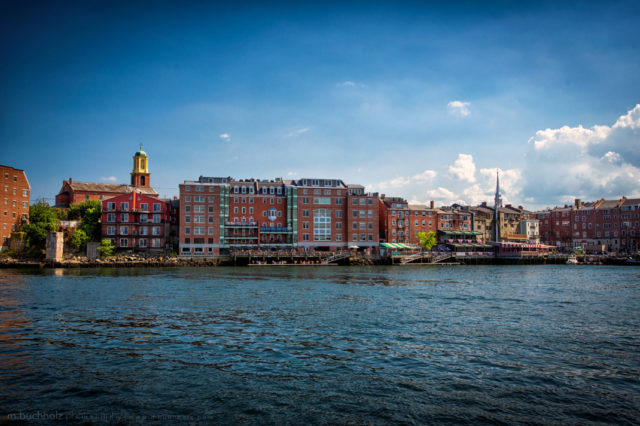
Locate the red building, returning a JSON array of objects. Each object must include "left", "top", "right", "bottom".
[
  {"left": 55, "top": 147, "right": 158, "bottom": 207},
  {"left": 378, "top": 196, "right": 471, "bottom": 245},
  {"left": 101, "top": 192, "right": 169, "bottom": 250},
  {"left": 534, "top": 197, "right": 640, "bottom": 253},
  {"left": 1, "top": 165, "right": 30, "bottom": 250},
  {"left": 178, "top": 176, "right": 380, "bottom": 256}
]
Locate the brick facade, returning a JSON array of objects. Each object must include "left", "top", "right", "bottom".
[
  {"left": 101, "top": 192, "right": 169, "bottom": 250},
  {"left": 178, "top": 177, "right": 380, "bottom": 256},
  {"left": 1, "top": 165, "right": 30, "bottom": 250}
]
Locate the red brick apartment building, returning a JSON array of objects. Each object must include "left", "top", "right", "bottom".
[
  {"left": 534, "top": 197, "right": 640, "bottom": 253},
  {"left": 101, "top": 192, "right": 169, "bottom": 250},
  {"left": 178, "top": 177, "right": 380, "bottom": 256},
  {"left": 1, "top": 165, "right": 30, "bottom": 250},
  {"left": 378, "top": 196, "right": 471, "bottom": 245},
  {"left": 55, "top": 148, "right": 158, "bottom": 207}
]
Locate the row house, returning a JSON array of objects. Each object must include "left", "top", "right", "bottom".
[
  {"left": 101, "top": 192, "right": 170, "bottom": 250},
  {"left": 1, "top": 165, "right": 30, "bottom": 251},
  {"left": 534, "top": 197, "right": 640, "bottom": 252},
  {"left": 378, "top": 197, "right": 471, "bottom": 245},
  {"left": 178, "top": 176, "right": 380, "bottom": 256}
]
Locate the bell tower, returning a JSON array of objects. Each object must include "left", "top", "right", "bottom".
[{"left": 131, "top": 144, "right": 150, "bottom": 188}]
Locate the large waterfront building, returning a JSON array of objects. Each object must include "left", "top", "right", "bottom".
[
  {"left": 178, "top": 176, "right": 380, "bottom": 256},
  {"left": 1, "top": 165, "right": 30, "bottom": 251},
  {"left": 55, "top": 147, "right": 158, "bottom": 207}
]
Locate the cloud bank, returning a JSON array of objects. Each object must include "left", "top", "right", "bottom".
[{"left": 524, "top": 104, "right": 640, "bottom": 206}]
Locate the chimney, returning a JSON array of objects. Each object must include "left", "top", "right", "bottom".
[
  {"left": 481, "top": 201, "right": 487, "bottom": 207},
  {"left": 381, "top": 194, "right": 386, "bottom": 200},
  {"left": 69, "top": 177, "right": 72, "bottom": 184},
  {"left": 430, "top": 200, "right": 435, "bottom": 209},
  {"left": 518, "top": 205, "right": 523, "bottom": 210},
  {"left": 506, "top": 204, "right": 512, "bottom": 208}
]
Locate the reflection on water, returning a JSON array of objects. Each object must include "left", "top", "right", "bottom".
[{"left": 1, "top": 265, "right": 639, "bottom": 423}]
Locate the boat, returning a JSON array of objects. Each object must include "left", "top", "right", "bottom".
[{"left": 566, "top": 255, "right": 578, "bottom": 265}]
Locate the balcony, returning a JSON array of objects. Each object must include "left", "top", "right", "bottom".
[
  {"left": 225, "top": 221, "right": 258, "bottom": 227},
  {"left": 260, "top": 226, "right": 293, "bottom": 233}
]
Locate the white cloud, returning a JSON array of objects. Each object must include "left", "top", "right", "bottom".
[
  {"left": 457, "top": 168, "right": 523, "bottom": 206},
  {"left": 524, "top": 104, "right": 640, "bottom": 206},
  {"left": 412, "top": 170, "right": 437, "bottom": 182},
  {"left": 100, "top": 176, "right": 117, "bottom": 182},
  {"left": 425, "top": 187, "right": 462, "bottom": 205},
  {"left": 448, "top": 153, "right": 476, "bottom": 183},
  {"left": 602, "top": 151, "right": 622, "bottom": 163},
  {"left": 286, "top": 128, "right": 310, "bottom": 137},
  {"left": 287, "top": 171, "right": 297, "bottom": 176},
  {"left": 447, "top": 100, "right": 471, "bottom": 116},
  {"left": 370, "top": 169, "right": 437, "bottom": 192},
  {"left": 219, "top": 133, "right": 231, "bottom": 141},
  {"left": 339, "top": 81, "right": 356, "bottom": 87}
]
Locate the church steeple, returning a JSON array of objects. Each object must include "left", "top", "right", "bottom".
[
  {"left": 494, "top": 171, "right": 502, "bottom": 242},
  {"left": 494, "top": 171, "right": 502, "bottom": 209},
  {"left": 131, "top": 144, "right": 150, "bottom": 188}
]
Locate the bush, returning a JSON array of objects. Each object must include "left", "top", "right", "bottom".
[
  {"left": 97, "top": 239, "right": 115, "bottom": 257},
  {"left": 69, "top": 229, "right": 90, "bottom": 250}
]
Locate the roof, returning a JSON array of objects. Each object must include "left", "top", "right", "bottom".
[
  {"left": 596, "top": 199, "right": 621, "bottom": 209},
  {"left": 60, "top": 181, "right": 158, "bottom": 196},
  {"left": 134, "top": 149, "right": 147, "bottom": 157}
]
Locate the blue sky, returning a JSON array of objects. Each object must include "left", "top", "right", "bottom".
[{"left": 2, "top": 1, "right": 639, "bottom": 209}]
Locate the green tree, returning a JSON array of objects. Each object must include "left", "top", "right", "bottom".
[
  {"left": 97, "top": 238, "right": 115, "bottom": 257},
  {"left": 417, "top": 231, "right": 437, "bottom": 251},
  {"left": 21, "top": 201, "right": 60, "bottom": 249},
  {"left": 68, "top": 200, "right": 102, "bottom": 241},
  {"left": 69, "top": 229, "right": 90, "bottom": 250}
]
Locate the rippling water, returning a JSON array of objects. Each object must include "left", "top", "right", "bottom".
[{"left": 1, "top": 265, "right": 639, "bottom": 424}]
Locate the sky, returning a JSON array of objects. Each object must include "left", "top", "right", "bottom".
[{"left": 1, "top": 0, "right": 639, "bottom": 209}]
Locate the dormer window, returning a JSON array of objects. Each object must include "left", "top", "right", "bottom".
[
  {"left": 262, "top": 187, "right": 267, "bottom": 194},
  {"left": 234, "top": 186, "right": 239, "bottom": 193},
  {"left": 269, "top": 187, "right": 275, "bottom": 195},
  {"left": 241, "top": 186, "right": 247, "bottom": 194}
]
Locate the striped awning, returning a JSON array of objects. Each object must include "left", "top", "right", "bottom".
[{"left": 381, "top": 243, "right": 410, "bottom": 249}]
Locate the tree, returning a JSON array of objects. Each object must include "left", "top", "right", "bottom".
[
  {"left": 21, "top": 201, "right": 60, "bottom": 249},
  {"left": 97, "top": 238, "right": 115, "bottom": 257},
  {"left": 417, "top": 231, "right": 437, "bottom": 251},
  {"left": 69, "top": 229, "right": 90, "bottom": 250},
  {"left": 68, "top": 200, "right": 102, "bottom": 241}
]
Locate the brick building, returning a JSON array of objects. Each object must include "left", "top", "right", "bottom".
[
  {"left": 178, "top": 176, "right": 380, "bottom": 256},
  {"left": 534, "top": 197, "right": 640, "bottom": 253},
  {"left": 101, "top": 192, "right": 169, "bottom": 250},
  {"left": 378, "top": 196, "right": 472, "bottom": 245},
  {"left": 1, "top": 165, "right": 30, "bottom": 251},
  {"left": 55, "top": 147, "right": 158, "bottom": 207}
]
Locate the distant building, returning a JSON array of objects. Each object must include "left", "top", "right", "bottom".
[
  {"left": 101, "top": 192, "right": 169, "bottom": 250},
  {"left": 1, "top": 165, "right": 30, "bottom": 251},
  {"left": 55, "top": 147, "right": 158, "bottom": 207},
  {"left": 178, "top": 176, "right": 380, "bottom": 256}
]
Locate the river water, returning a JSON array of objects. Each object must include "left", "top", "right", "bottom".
[{"left": 1, "top": 265, "right": 639, "bottom": 424}]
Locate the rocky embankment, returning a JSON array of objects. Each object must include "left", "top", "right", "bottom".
[{"left": 0, "top": 255, "right": 224, "bottom": 268}]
